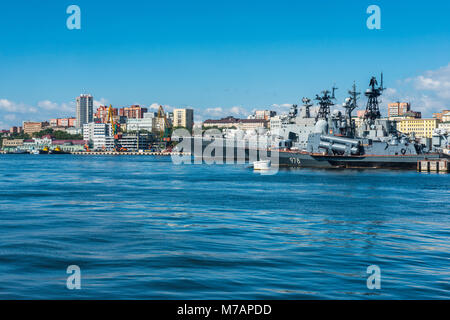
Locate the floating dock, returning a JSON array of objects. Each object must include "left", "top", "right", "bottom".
[{"left": 417, "top": 159, "right": 449, "bottom": 173}]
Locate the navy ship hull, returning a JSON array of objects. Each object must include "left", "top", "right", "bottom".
[{"left": 277, "top": 150, "right": 447, "bottom": 169}]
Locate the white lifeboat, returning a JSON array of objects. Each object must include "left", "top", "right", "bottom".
[{"left": 253, "top": 160, "right": 271, "bottom": 170}]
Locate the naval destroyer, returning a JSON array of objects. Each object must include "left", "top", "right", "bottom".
[{"left": 274, "top": 75, "right": 449, "bottom": 169}]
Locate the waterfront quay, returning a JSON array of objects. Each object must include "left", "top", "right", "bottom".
[
  {"left": 71, "top": 151, "right": 191, "bottom": 156},
  {"left": 0, "top": 150, "right": 190, "bottom": 156}
]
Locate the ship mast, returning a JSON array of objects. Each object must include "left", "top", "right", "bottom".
[
  {"left": 342, "top": 82, "right": 360, "bottom": 137},
  {"left": 364, "top": 74, "right": 384, "bottom": 124},
  {"left": 315, "top": 86, "right": 337, "bottom": 121}
]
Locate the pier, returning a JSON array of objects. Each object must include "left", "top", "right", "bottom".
[
  {"left": 417, "top": 159, "right": 449, "bottom": 173},
  {"left": 70, "top": 151, "right": 191, "bottom": 156},
  {"left": 0, "top": 150, "right": 191, "bottom": 156}
]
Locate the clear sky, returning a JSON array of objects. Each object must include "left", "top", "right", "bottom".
[{"left": 0, "top": 0, "right": 449, "bottom": 128}]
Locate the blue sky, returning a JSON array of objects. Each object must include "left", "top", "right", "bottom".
[{"left": 1, "top": 0, "right": 450, "bottom": 128}]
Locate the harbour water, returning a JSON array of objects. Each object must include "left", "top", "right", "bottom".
[{"left": 0, "top": 155, "right": 449, "bottom": 299}]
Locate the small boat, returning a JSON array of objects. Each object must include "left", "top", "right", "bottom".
[
  {"left": 253, "top": 160, "right": 271, "bottom": 170},
  {"left": 11, "top": 149, "right": 28, "bottom": 154},
  {"left": 30, "top": 150, "right": 40, "bottom": 155}
]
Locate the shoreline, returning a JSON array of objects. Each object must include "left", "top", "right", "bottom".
[{"left": 0, "top": 151, "right": 191, "bottom": 156}]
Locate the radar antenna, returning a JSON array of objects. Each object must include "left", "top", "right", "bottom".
[
  {"left": 301, "top": 97, "right": 313, "bottom": 118},
  {"left": 315, "top": 87, "right": 336, "bottom": 121},
  {"left": 288, "top": 104, "right": 298, "bottom": 120}
]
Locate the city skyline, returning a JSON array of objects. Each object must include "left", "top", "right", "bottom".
[{"left": 1, "top": 0, "right": 450, "bottom": 128}]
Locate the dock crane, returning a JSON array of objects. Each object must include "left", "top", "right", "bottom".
[
  {"left": 107, "top": 104, "right": 120, "bottom": 138},
  {"left": 106, "top": 105, "right": 127, "bottom": 152},
  {"left": 156, "top": 105, "right": 172, "bottom": 148}
]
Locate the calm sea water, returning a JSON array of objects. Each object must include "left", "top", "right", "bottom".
[{"left": 0, "top": 154, "right": 449, "bottom": 299}]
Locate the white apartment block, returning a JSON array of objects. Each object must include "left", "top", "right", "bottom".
[{"left": 83, "top": 123, "right": 114, "bottom": 150}]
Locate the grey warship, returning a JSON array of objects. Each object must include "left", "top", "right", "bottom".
[{"left": 276, "top": 75, "right": 449, "bottom": 169}]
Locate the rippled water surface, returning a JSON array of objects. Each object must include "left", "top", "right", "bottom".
[{"left": 0, "top": 154, "right": 449, "bottom": 299}]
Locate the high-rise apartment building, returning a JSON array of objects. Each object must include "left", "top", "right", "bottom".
[
  {"left": 173, "top": 108, "right": 194, "bottom": 131},
  {"left": 76, "top": 94, "right": 94, "bottom": 128}
]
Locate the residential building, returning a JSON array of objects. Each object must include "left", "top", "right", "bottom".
[
  {"left": 68, "top": 118, "right": 77, "bottom": 127},
  {"left": 83, "top": 122, "right": 114, "bottom": 150},
  {"left": 203, "top": 116, "right": 268, "bottom": 130},
  {"left": 356, "top": 110, "right": 367, "bottom": 118},
  {"left": 387, "top": 102, "right": 423, "bottom": 120},
  {"left": 22, "top": 137, "right": 52, "bottom": 151},
  {"left": 23, "top": 121, "right": 48, "bottom": 135},
  {"left": 173, "top": 108, "right": 194, "bottom": 131},
  {"left": 119, "top": 105, "right": 148, "bottom": 119},
  {"left": 118, "top": 133, "right": 152, "bottom": 151},
  {"left": 442, "top": 111, "right": 450, "bottom": 122},
  {"left": 66, "top": 127, "right": 82, "bottom": 135},
  {"left": 126, "top": 113, "right": 156, "bottom": 133},
  {"left": 154, "top": 113, "right": 172, "bottom": 134},
  {"left": 9, "top": 126, "right": 22, "bottom": 134},
  {"left": 438, "top": 122, "right": 450, "bottom": 133},
  {"left": 433, "top": 110, "right": 450, "bottom": 121},
  {"left": 252, "top": 110, "right": 276, "bottom": 120},
  {"left": 388, "top": 102, "right": 411, "bottom": 117},
  {"left": 95, "top": 106, "right": 118, "bottom": 123},
  {"left": 269, "top": 115, "right": 289, "bottom": 131},
  {"left": 51, "top": 140, "right": 88, "bottom": 152},
  {"left": 76, "top": 94, "right": 94, "bottom": 128},
  {"left": 397, "top": 118, "right": 439, "bottom": 138},
  {"left": 50, "top": 117, "right": 77, "bottom": 128},
  {"left": 21, "top": 137, "right": 87, "bottom": 152},
  {"left": 2, "top": 139, "right": 24, "bottom": 151}
]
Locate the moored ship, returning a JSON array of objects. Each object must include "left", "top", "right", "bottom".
[
  {"left": 276, "top": 75, "right": 449, "bottom": 169},
  {"left": 49, "top": 146, "right": 69, "bottom": 154}
]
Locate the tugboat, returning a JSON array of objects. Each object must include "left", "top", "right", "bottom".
[
  {"left": 50, "top": 146, "right": 69, "bottom": 154},
  {"left": 277, "top": 75, "right": 449, "bottom": 169},
  {"left": 38, "top": 146, "right": 50, "bottom": 154}
]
